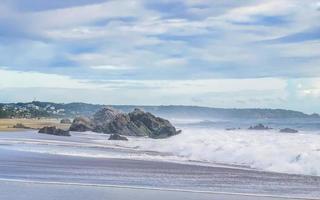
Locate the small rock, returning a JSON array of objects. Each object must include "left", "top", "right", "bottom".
[
  {"left": 108, "top": 134, "right": 128, "bottom": 141},
  {"left": 248, "top": 124, "right": 272, "bottom": 130},
  {"left": 39, "top": 126, "right": 70, "bottom": 136},
  {"left": 280, "top": 128, "right": 298, "bottom": 133},
  {"left": 226, "top": 128, "right": 241, "bottom": 131},
  {"left": 13, "top": 123, "right": 31, "bottom": 129},
  {"left": 60, "top": 118, "right": 72, "bottom": 124}
]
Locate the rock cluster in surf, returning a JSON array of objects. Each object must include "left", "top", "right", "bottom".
[
  {"left": 39, "top": 126, "right": 70, "bottom": 136},
  {"left": 70, "top": 107, "right": 181, "bottom": 139}
]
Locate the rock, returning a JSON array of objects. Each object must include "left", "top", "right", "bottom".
[
  {"left": 248, "top": 124, "right": 272, "bottom": 130},
  {"left": 60, "top": 118, "right": 72, "bottom": 124},
  {"left": 108, "top": 134, "right": 128, "bottom": 141},
  {"left": 69, "top": 117, "right": 94, "bottom": 132},
  {"left": 38, "top": 126, "right": 70, "bottom": 136},
  {"left": 225, "top": 127, "right": 241, "bottom": 131},
  {"left": 128, "top": 108, "right": 180, "bottom": 138},
  {"left": 13, "top": 123, "right": 32, "bottom": 129},
  {"left": 92, "top": 107, "right": 119, "bottom": 126},
  {"left": 69, "top": 107, "right": 181, "bottom": 138},
  {"left": 280, "top": 128, "right": 298, "bottom": 133},
  {"left": 310, "top": 113, "right": 320, "bottom": 118},
  {"left": 98, "top": 113, "right": 143, "bottom": 136}
]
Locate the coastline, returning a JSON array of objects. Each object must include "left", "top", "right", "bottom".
[
  {"left": 1, "top": 179, "right": 317, "bottom": 200},
  {"left": 0, "top": 130, "right": 319, "bottom": 199}
]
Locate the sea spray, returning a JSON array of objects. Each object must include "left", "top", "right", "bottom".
[{"left": 116, "top": 128, "right": 320, "bottom": 176}]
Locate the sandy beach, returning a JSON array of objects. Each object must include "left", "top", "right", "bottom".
[
  {"left": 0, "top": 118, "right": 70, "bottom": 131},
  {"left": 0, "top": 180, "right": 314, "bottom": 200},
  {"left": 0, "top": 130, "right": 319, "bottom": 199}
]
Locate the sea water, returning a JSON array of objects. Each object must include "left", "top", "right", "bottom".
[{"left": 0, "top": 117, "right": 320, "bottom": 176}]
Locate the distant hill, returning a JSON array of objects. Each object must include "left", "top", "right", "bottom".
[{"left": 0, "top": 101, "right": 319, "bottom": 119}]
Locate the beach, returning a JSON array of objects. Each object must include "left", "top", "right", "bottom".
[
  {"left": 0, "top": 180, "right": 313, "bottom": 200},
  {"left": 0, "top": 130, "right": 319, "bottom": 199},
  {"left": 0, "top": 118, "right": 70, "bottom": 131}
]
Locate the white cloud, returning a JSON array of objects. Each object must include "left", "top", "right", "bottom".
[
  {"left": 0, "top": 68, "right": 285, "bottom": 91},
  {"left": 155, "top": 58, "right": 188, "bottom": 67},
  {"left": 90, "top": 65, "right": 130, "bottom": 70},
  {"left": 218, "top": 0, "right": 292, "bottom": 23},
  {"left": 5, "top": 68, "right": 320, "bottom": 112},
  {"left": 296, "top": 78, "right": 320, "bottom": 98},
  {"left": 269, "top": 41, "right": 320, "bottom": 58},
  {"left": 0, "top": 68, "right": 98, "bottom": 89},
  {"left": 30, "top": 0, "right": 155, "bottom": 29},
  {"left": 0, "top": 0, "right": 320, "bottom": 112}
]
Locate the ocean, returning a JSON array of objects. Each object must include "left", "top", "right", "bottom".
[{"left": 0, "top": 118, "right": 319, "bottom": 199}]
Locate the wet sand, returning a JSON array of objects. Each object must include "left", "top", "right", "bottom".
[
  {"left": 0, "top": 180, "right": 313, "bottom": 200},
  {"left": 0, "top": 148, "right": 319, "bottom": 199}
]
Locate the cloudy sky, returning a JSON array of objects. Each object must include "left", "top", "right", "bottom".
[{"left": 0, "top": 0, "right": 319, "bottom": 113}]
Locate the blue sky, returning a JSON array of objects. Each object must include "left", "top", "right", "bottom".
[{"left": 0, "top": 0, "right": 320, "bottom": 113}]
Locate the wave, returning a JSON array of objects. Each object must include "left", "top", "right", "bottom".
[
  {"left": 113, "top": 128, "right": 320, "bottom": 176},
  {"left": 1, "top": 129, "right": 320, "bottom": 176}
]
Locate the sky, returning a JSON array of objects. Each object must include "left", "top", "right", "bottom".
[{"left": 0, "top": 0, "right": 319, "bottom": 113}]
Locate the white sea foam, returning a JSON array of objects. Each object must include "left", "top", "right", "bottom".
[
  {"left": 112, "top": 128, "right": 320, "bottom": 176},
  {"left": 1, "top": 129, "right": 320, "bottom": 176}
]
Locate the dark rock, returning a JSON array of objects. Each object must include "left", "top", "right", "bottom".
[
  {"left": 60, "top": 118, "right": 72, "bottom": 124},
  {"left": 38, "top": 126, "right": 70, "bottom": 136},
  {"left": 13, "top": 123, "right": 32, "bottom": 129},
  {"left": 226, "top": 128, "right": 241, "bottom": 131},
  {"left": 69, "top": 117, "right": 94, "bottom": 132},
  {"left": 248, "top": 124, "right": 272, "bottom": 130},
  {"left": 128, "top": 108, "right": 180, "bottom": 138},
  {"left": 92, "top": 107, "right": 119, "bottom": 127},
  {"left": 98, "top": 113, "right": 143, "bottom": 136},
  {"left": 69, "top": 107, "right": 181, "bottom": 138},
  {"left": 310, "top": 113, "right": 320, "bottom": 118},
  {"left": 280, "top": 128, "right": 298, "bottom": 133},
  {"left": 108, "top": 134, "right": 128, "bottom": 141}
]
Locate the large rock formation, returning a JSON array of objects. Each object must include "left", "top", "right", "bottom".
[
  {"left": 69, "top": 107, "right": 181, "bottom": 139},
  {"left": 39, "top": 126, "right": 70, "bottom": 136}
]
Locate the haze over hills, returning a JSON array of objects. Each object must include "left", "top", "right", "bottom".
[{"left": 0, "top": 101, "right": 318, "bottom": 119}]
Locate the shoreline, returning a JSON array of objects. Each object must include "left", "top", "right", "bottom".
[
  {"left": 0, "top": 144, "right": 319, "bottom": 198},
  {"left": 0, "top": 126, "right": 320, "bottom": 199},
  {"left": 0, "top": 129, "right": 320, "bottom": 179},
  {"left": 0, "top": 178, "right": 317, "bottom": 200}
]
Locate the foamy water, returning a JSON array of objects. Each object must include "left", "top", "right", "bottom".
[
  {"left": 110, "top": 128, "right": 320, "bottom": 176},
  {"left": 0, "top": 127, "right": 320, "bottom": 176}
]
